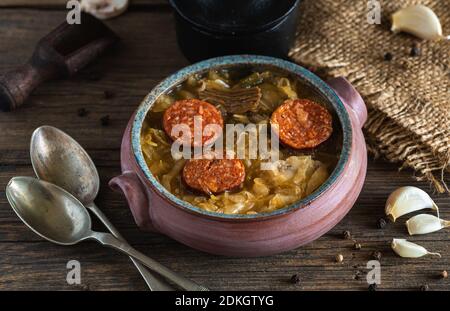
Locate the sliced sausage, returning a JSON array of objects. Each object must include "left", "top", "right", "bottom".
[
  {"left": 163, "top": 99, "right": 223, "bottom": 147},
  {"left": 270, "top": 99, "right": 333, "bottom": 149},
  {"left": 183, "top": 157, "right": 246, "bottom": 194}
]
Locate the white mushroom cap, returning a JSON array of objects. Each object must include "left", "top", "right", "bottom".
[{"left": 81, "top": 0, "right": 129, "bottom": 20}]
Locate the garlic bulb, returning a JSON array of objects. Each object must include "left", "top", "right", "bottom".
[
  {"left": 391, "top": 239, "right": 441, "bottom": 258},
  {"left": 81, "top": 0, "right": 129, "bottom": 20},
  {"left": 406, "top": 214, "right": 450, "bottom": 235},
  {"left": 385, "top": 186, "right": 439, "bottom": 222},
  {"left": 391, "top": 5, "right": 449, "bottom": 41}
]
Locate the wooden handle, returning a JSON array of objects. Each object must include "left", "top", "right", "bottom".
[
  {"left": 0, "top": 48, "right": 66, "bottom": 111},
  {"left": 0, "top": 66, "right": 54, "bottom": 111},
  {"left": 0, "top": 13, "right": 118, "bottom": 112}
]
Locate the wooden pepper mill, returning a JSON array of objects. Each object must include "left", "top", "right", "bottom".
[{"left": 0, "top": 12, "right": 119, "bottom": 112}]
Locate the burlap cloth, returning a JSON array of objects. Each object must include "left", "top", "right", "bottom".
[{"left": 289, "top": 0, "right": 449, "bottom": 193}]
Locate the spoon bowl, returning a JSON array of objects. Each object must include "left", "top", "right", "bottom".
[
  {"left": 6, "top": 176, "right": 92, "bottom": 245},
  {"left": 30, "top": 126, "right": 99, "bottom": 206}
]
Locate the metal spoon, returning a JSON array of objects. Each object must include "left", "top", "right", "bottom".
[
  {"left": 29, "top": 125, "right": 173, "bottom": 291},
  {"left": 6, "top": 177, "right": 207, "bottom": 291}
]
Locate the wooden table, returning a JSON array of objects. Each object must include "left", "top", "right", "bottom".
[{"left": 0, "top": 0, "right": 448, "bottom": 291}]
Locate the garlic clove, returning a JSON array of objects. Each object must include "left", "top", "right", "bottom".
[
  {"left": 81, "top": 0, "right": 129, "bottom": 20},
  {"left": 406, "top": 214, "right": 450, "bottom": 235},
  {"left": 385, "top": 186, "right": 439, "bottom": 222},
  {"left": 391, "top": 5, "right": 449, "bottom": 41},
  {"left": 391, "top": 239, "right": 441, "bottom": 258}
]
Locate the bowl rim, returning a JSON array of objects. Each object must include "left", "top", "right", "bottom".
[{"left": 131, "top": 55, "right": 352, "bottom": 220}]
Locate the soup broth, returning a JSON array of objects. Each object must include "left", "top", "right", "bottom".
[{"left": 141, "top": 66, "right": 342, "bottom": 214}]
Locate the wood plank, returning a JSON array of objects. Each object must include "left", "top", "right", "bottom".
[
  {"left": 1, "top": 230, "right": 449, "bottom": 290},
  {"left": 0, "top": 0, "right": 168, "bottom": 8}
]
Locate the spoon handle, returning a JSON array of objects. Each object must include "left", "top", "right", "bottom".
[
  {"left": 86, "top": 203, "right": 173, "bottom": 291},
  {"left": 90, "top": 231, "right": 208, "bottom": 291}
]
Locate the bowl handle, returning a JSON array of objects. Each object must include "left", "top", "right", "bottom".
[
  {"left": 327, "top": 77, "right": 367, "bottom": 128},
  {"left": 109, "top": 171, "right": 156, "bottom": 232}
]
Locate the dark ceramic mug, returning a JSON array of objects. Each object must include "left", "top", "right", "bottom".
[
  {"left": 169, "top": 0, "right": 301, "bottom": 62},
  {"left": 110, "top": 55, "right": 367, "bottom": 257}
]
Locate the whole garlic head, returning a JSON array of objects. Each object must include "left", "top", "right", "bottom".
[
  {"left": 391, "top": 5, "right": 449, "bottom": 41},
  {"left": 81, "top": 0, "right": 129, "bottom": 20},
  {"left": 385, "top": 186, "right": 439, "bottom": 222}
]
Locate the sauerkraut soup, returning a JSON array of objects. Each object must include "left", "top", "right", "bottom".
[{"left": 141, "top": 67, "right": 342, "bottom": 215}]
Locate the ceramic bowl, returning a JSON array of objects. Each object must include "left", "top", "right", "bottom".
[{"left": 109, "top": 55, "right": 367, "bottom": 257}]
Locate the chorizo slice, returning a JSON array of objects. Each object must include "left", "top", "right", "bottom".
[
  {"left": 163, "top": 99, "right": 223, "bottom": 147},
  {"left": 270, "top": 99, "right": 333, "bottom": 149},
  {"left": 183, "top": 158, "right": 246, "bottom": 195}
]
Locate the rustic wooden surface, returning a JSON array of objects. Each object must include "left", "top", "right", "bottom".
[{"left": 0, "top": 1, "right": 449, "bottom": 291}]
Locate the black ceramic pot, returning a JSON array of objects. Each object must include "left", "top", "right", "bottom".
[{"left": 169, "top": 0, "right": 301, "bottom": 63}]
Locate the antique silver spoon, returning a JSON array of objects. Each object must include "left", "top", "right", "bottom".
[
  {"left": 6, "top": 177, "right": 207, "bottom": 291},
  {"left": 29, "top": 125, "right": 173, "bottom": 291}
]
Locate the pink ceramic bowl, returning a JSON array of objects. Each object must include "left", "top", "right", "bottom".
[{"left": 110, "top": 55, "right": 367, "bottom": 257}]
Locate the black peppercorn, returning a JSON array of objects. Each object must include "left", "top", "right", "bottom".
[
  {"left": 343, "top": 230, "right": 352, "bottom": 240},
  {"left": 420, "top": 284, "right": 429, "bottom": 291},
  {"left": 104, "top": 90, "right": 115, "bottom": 99},
  {"left": 290, "top": 274, "right": 300, "bottom": 284},
  {"left": 372, "top": 251, "right": 382, "bottom": 261},
  {"left": 100, "top": 115, "right": 110, "bottom": 126},
  {"left": 410, "top": 44, "right": 421, "bottom": 57},
  {"left": 77, "top": 108, "right": 88, "bottom": 117},
  {"left": 384, "top": 52, "right": 393, "bottom": 61},
  {"left": 368, "top": 283, "right": 377, "bottom": 291},
  {"left": 86, "top": 70, "right": 102, "bottom": 81},
  {"left": 377, "top": 218, "right": 387, "bottom": 229}
]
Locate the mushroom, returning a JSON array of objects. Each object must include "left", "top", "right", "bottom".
[{"left": 81, "top": 0, "right": 129, "bottom": 20}]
